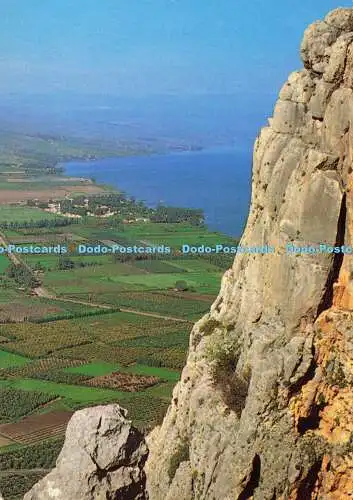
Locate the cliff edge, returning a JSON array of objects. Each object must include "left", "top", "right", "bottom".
[
  {"left": 23, "top": 7, "right": 353, "bottom": 500},
  {"left": 146, "top": 8, "right": 353, "bottom": 500}
]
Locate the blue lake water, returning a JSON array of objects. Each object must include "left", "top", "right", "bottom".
[{"left": 64, "top": 147, "right": 252, "bottom": 237}]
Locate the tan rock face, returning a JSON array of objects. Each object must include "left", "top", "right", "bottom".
[
  {"left": 146, "top": 7, "right": 353, "bottom": 500},
  {"left": 24, "top": 405, "right": 148, "bottom": 500}
]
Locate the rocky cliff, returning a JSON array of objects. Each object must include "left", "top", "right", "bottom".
[
  {"left": 146, "top": 7, "right": 353, "bottom": 500},
  {"left": 24, "top": 7, "right": 353, "bottom": 500}
]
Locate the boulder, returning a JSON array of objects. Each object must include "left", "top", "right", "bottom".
[{"left": 24, "top": 405, "right": 148, "bottom": 500}]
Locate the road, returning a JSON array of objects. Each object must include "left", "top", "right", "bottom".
[
  {"left": 118, "top": 307, "right": 192, "bottom": 323},
  {"left": 34, "top": 286, "right": 191, "bottom": 323},
  {"left": 33, "top": 286, "right": 111, "bottom": 309},
  {"left": 1, "top": 231, "right": 193, "bottom": 324},
  {"left": 0, "top": 231, "right": 22, "bottom": 266}
]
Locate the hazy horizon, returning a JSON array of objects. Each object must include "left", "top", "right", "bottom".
[
  {"left": 0, "top": 92, "right": 277, "bottom": 150},
  {"left": 1, "top": 1, "right": 352, "bottom": 148}
]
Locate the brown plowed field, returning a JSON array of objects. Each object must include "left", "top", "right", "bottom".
[
  {"left": 0, "top": 185, "right": 104, "bottom": 203},
  {"left": 0, "top": 302, "right": 62, "bottom": 323},
  {"left": 86, "top": 371, "right": 160, "bottom": 392},
  {"left": 0, "top": 411, "right": 73, "bottom": 445},
  {"left": 0, "top": 435, "right": 14, "bottom": 447}
]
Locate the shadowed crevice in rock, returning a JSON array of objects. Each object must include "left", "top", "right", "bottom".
[
  {"left": 296, "top": 398, "right": 327, "bottom": 434},
  {"left": 288, "top": 342, "right": 317, "bottom": 400},
  {"left": 296, "top": 458, "right": 323, "bottom": 499},
  {"left": 107, "top": 480, "right": 149, "bottom": 500},
  {"left": 237, "top": 454, "right": 261, "bottom": 500},
  {"left": 316, "top": 192, "right": 346, "bottom": 317}
]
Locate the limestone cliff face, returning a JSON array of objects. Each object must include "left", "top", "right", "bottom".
[{"left": 146, "top": 8, "right": 353, "bottom": 500}]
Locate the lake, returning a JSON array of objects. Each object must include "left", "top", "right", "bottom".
[{"left": 64, "top": 147, "right": 252, "bottom": 237}]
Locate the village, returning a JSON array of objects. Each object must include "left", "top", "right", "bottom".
[
  {"left": 21, "top": 192, "right": 204, "bottom": 226},
  {"left": 26, "top": 194, "right": 151, "bottom": 223}
]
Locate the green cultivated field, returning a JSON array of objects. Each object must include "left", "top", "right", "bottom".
[
  {"left": 0, "top": 150, "right": 238, "bottom": 499},
  {"left": 0, "top": 386, "right": 55, "bottom": 422},
  {"left": 0, "top": 206, "right": 61, "bottom": 223},
  {"left": 105, "top": 272, "right": 217, "bottom": 291},
  {"left": 123, "top": 364, "right": 180, "bottom": 382},
  {"left": 65, "top": 361, "right": 121, "bottom": 377},
  {"left": 0, "top": 255, "right": 9, "bottom": 273},
  {"left": 0, "top": 379, "right": 126, "bottom": 403},
  {"left": 66, "top": 361, "right": 180, "bottom": 382},
  {"left": 80, "top": 222, "right": 236, "bottom": 249},
  {"left": 0, "top": 350, "right": 31, "bottom": 369}
]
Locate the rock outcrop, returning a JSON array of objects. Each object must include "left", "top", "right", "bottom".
[
  {"left": 24, "top": 405, "right": 148, "bottom": 500},
  {"left": 146, "top": 8, "right": 353, "bottom": 500},
  {"left": 23, "top": 7, "right": 353, "bottom": 500}
]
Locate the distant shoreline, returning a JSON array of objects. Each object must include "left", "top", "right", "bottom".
[{"left": 64, "top": 147, "right": 250, "bottom": 237}]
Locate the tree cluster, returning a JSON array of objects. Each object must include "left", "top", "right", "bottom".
[
  {"left": 0, "top": 217, "right": 74, "bottom": 230},
  {"left": 150, "top": 205, "right": 204, "bottom": 225},
  {"left": 6, "top": 263, "right": 40, "bottom": 288}
]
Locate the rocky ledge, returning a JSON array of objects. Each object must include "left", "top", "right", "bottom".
[{"left": 24, "top": 405, "right": 148, "bottom": 500}]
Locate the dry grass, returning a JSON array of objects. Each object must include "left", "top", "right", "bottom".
[
  {"left": 0, "top": 302, "right": 62, "bottom": 322},
  {"left": 0, "top": 186, "right": 105, "bottom": 203}
]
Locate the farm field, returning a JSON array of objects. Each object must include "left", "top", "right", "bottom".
[
  {"left": 0, "top": 206, "right": 61, "bottom": 223},
  {"left": 0, "top": 350, "right": 30, "bottom": 369},
  {"left": 0, "top": 295, "right": 107, "bottom": 323},
  {"left": 65, "top": 361, "right": 121, "bottom": 377},
  {"left": 43, "top": 268, "right": 220, "bottom": 297},
  {"left": 0, "top": 203, "right": 230, "bottom": 434},
  {"left": 66, "top": 361, "right": 180, "bottom": 382},
  {"left": 0, "top": 411, "right": 73, "bottom": 445},
  {"left": 0, "top": 139, "right": 239, "bottom": 499},
  {"left": 0, "top": 309, "right": 189, "bottom": 440},
  {"left": 73, "top": 221, "right": 235, "bottom": 249},
  {"left": 0, "top": 256, "right": 10, "bottom": 273},
  {"left": 0, "top": 379, "right": 128, "bottom": 403},
  {"left": 123, "top": 364, "right": 180, "bottom": 382},
  {"left": 0, "top": 208, "right": 228, "bottom": 448}
]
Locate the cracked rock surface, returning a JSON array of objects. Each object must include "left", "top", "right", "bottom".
[
  {"left": 24, "top": 405, "right": 148, "bottom": 500},
  {"left": 146, "top": 8, "right": 353, "bottom": 500}
]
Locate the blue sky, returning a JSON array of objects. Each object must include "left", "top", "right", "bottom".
[{"left": 0, "top": 0, "right": 352, "bottom": 97}]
